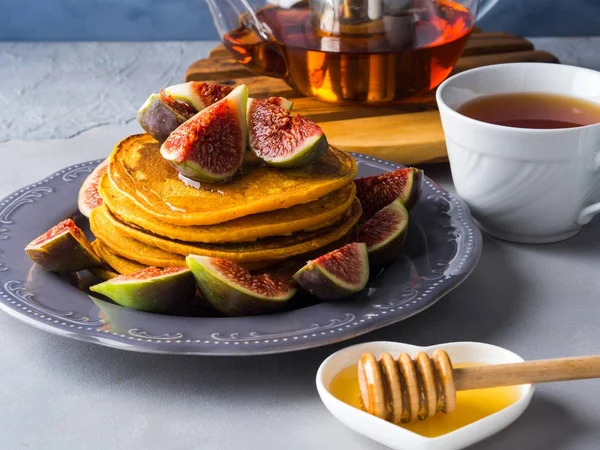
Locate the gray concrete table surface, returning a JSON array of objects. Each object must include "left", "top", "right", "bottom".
[{"left": 1, "top": 38, "right": 600, "bottom": 450}]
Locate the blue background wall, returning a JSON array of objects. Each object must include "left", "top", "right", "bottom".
[{"left": 1, "top": 0, "right": 599, "bottom": 41}]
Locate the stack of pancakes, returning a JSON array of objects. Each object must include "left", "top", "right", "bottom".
[{"left": 90, "top": 134, "right": 361, "bottom": 274}]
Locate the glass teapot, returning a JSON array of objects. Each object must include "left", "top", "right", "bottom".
[{"left": 205, "top": 0, "right": 497, "bottom": 104}]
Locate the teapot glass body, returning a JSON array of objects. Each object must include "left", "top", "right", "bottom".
[{"left": 206, "top": 0, "right": 485, "bottom": 104}]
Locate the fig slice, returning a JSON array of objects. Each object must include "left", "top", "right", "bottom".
[
  {"left": 160, "top": 84, "right": 248, "bottom": 182},
  {"left": 357, "top": 198, "right": 409, "bottom": 266},
  {"left": 25, "top": 218, "right": 102, "bottom": 272},
  {"left": 89, "top": 266, "right": 195, "bottom": 313},
  {"left": 293, "top": 242, "right": 369, "bottom": 300},
  {"left": 251, "top": 96, "right": 294, "bottom": 112},
  {"left": 186, "top": 255, "right": 296, "bottom": 317},
  {"left": 77, "top": 157, "right": 109, "bottom": 218},
  {"left": 165, "top": 81, "right": 233, "bottom": 112},
  {"left": 355, "top": 167, "right": 423, "bottom": 221},
  {"left": 247, "top": 97, "right": 327, "bottom": 168},
  {"left": 137, "top": 90, "right": 196, "bottom": 143}
]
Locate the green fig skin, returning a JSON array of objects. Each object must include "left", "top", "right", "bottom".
[
  {"left": 161, "top": 85, "right": 248, "bottom": 183},
  {"left": 175, "top": 161, "right": 234, "bottom": 183},
  {"left": 267, "top": 134, "right": 328, "bottom": 169},
  {"left": 25, "top": 219, "right": 102, "bottom": 272},
  {"left": 403, "top": 168, "right": 423, "bottom": 211},
  {"left": 89, "top": 266, "right": 195, "bottom": 313},
  {"left": 358, "top": 199, "right": 409, "bottom": 267},
  {"left": 293, "top": 242, "right": 369, "bottom": 300},
  {"left": 186, "top": 255, "right": 295, "bottom": 317},
  {"left": 368, "top": 233, "right": 407, "bottom": 267},
  {"left": 137, "top": 93, "right": 195, "bottom": 143},
  {"left": 276, "top": 97, "right": 294, "bottom": 111}
]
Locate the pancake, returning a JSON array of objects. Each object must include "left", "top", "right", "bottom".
[
  {"left": 92, "top": 240, "right": 148, "bottom": 274},
  {"left": 91, "top": 212, "right": 186, "bottom": 268},
  {"left": 108, "top": 134, "right": 358, "bottom": 226},
  {"left": 90, "top": 199, "right": 362, "bottom": 265},
  {"left": 94, "top": 232, "right": 273, "bottom": 271},
  {"left": 100, "top": 173, "right": 356, "bottom": 243}
]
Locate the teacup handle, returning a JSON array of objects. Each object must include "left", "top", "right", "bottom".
[
  {"left": 578, "top": 203, "right": 600, "bottom": 226},
  {"left": 577, "top": 148, "right": 600, "bottom": 226}
]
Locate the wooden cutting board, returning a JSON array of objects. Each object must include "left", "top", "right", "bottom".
[{"left": 186, "top": 30, "right": 559, "bottom": 165}]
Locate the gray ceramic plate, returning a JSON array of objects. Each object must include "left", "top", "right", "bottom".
[{"left": 0, "top": 155, "right": 481, "bottom": 355}]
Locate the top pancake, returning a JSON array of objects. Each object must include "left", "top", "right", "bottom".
[{"left": 108, "top": 134, "right": 358, "bottom": 226}]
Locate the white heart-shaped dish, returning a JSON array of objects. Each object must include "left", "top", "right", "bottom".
[{"left": 316, "top": 341, "right": 534, "bottom": 450}]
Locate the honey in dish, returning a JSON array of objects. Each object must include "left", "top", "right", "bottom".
[
  {"left": 329, "top": 363, "right": 521, "bottom": 438},
  {"left": 457, "top": 92, "right": 600, "bottom": 129}
]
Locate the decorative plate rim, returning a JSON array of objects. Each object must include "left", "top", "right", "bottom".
[{"left": 0, "top": 154, "right": 483, "bottom": 355}]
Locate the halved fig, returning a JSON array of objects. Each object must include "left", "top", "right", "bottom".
[
  {"left": 89, "top": 266, "right": 195, "bottom": 313},
  {"left": 25, "top": 219, "right": 102, "bottom": 272},
  {"left": 165, "top": 81, "right": 233, "bottom": 112},
  {"left": 77, "top": 158, "right": 109, "bottom": 218},
  {"left": 137, "top": 91, "right": 196, "bottom": 143},
  {"left": 160, "top": 84, "right": 248, "bottom": 182},
  {"left": 186, "top": 255, "right": 296, "bottom": 316},
  {"left": 357, "top": 199, "right": 409, "bottom": 266},
  {"left": 247, "top": 97, "right": 327, "bottom": 168},
  {"left": 355, "top": 167, "right": 423, "bottom": 221},
  {"left": 293, "top": 242, "right": 369, "bottom": 300}
]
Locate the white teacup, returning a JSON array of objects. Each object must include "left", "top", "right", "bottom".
[{"left": 436, "top": 63, "right": 600, "bottom": 244}]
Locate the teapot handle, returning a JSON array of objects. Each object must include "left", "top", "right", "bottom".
[
  {"left": 239, "top": 0, "right": 271, "bottom": 40},
  {"left": 477, "top": 0, "right": 499, "bottom": 21},
  {"left": 206, "top": 0, "right": 271, "bottom": 40}
]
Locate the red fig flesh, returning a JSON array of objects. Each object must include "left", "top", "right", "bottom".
[
  {"left": 355, "top": 167, "right": 423, "bottom": 221},
  {"left": 358, "top": 199, "right": 409, "bottom": 266},
  {"left": 160, "top": 84, "right": 248, "bottom": 182},
  {"left": 293, "top": 242, "right": 369, "bottom": 300},
  {"left": 78, "top": 158, "right": 109, "bottom": 218},
  {"left": 247, "top": 97, "right": 327, "bottom": 168}
]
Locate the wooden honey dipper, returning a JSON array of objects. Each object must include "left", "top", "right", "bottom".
[{"left": 358, "top": 350, "right": 600, "bottom": 424}]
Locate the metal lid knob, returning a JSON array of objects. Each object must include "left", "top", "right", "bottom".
[{"left": 311, "top": 0, "right": 385, "bottom": 34}]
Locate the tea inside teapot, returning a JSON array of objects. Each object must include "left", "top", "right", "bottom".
[{"left": 212, "top": 0, "right": 476, "bottom": 103}]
